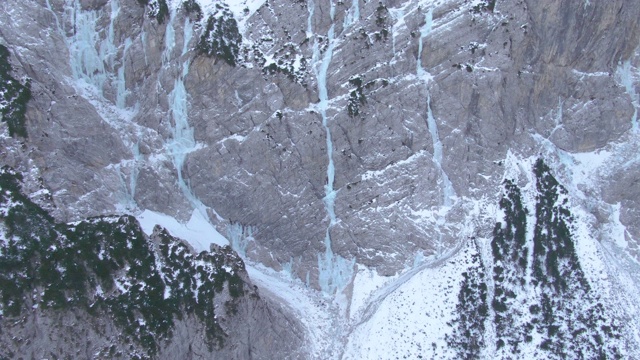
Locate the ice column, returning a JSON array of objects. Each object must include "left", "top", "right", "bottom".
[
  {"left": 63, "top": 0, "right": 130, "bottom": 108},
  {"left": 389, "top": 7, "right": 405, "bottom": 60},
  {"left": 101, "top": 0, "right": 120, "bottom": 68},
  {"left": 343, "top": 0, "right": 360, "bottom": 28},
  {"left": 116, "top": 38, "right": 132, "bottom": 109},
  {"left": 163, "top": 9, "right": 177, "bottom": 63},
  {"left": 417, "top": 9, "right": 455, "bottom": 207},
  {"left": 426, "top": 94, "right": 455, "bottom": 206},
  {"left": 227, "top": 223, "right": 254, "bottom": 258},
  {"left": 616, "top": 60, "right": 639, "bottom": 131},
  {"left": 308, "top": 0, "right": 355, "bottom": 296},
  {"left": 129, "top": 142, "right": 141, "bottom": 205},
  {"left": 66, "top": 0, "right": 107, "bottom": 93},
  {"left": 162, "top": 14, "right": 219, "bottom": 228},
  {"left": 415, "top": 9, "right": 433, "bottom": 80},
  {"left": 117, "top": 141, "right": 142, "bottom": 211},
  {"left": 166, "top": 16, "right": 196, "bottom": 199},
  {"left": 141, "top": 31, "right": 149, "bottom": 65},
  {"left": 59, "top": 0, "right": 139, "bottom": 210}
]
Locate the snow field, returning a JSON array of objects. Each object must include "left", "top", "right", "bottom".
[
  {"left": 137, "top": 209, "right": 228, "bottom": 251},
  {"left": 343, "top": 245, "right": 475, "bottom": 359}
]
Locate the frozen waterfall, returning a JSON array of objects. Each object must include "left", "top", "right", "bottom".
[
  {"left": 308, "top": 0, "right": 356, "bottom": 297},
  {"left": 417, "top": 9, "right": 455, "bottom": 207}
]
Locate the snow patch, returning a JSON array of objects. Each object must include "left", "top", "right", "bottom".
[
  {"left": 137, "top": 209, "right": 228, "bottom": 252},
  {"left": 191, "top": 0, "right": 266, "bottom": 34}
]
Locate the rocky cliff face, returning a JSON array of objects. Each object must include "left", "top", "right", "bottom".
[
  {"left": 0, "top": 167, "right": 304, "bottom": 359},
  {"left": 1, "top": 0, "right": 640, "bottom": 358}
]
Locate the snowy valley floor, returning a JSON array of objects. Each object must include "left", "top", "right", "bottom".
[
  {"left": 135, "top": 123, "right": 640, "bottom": 358},
  {"left": 135, "top": 207, "right": 474, "bottom": 359}
]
